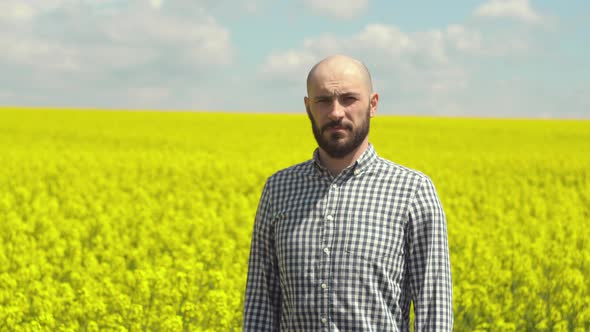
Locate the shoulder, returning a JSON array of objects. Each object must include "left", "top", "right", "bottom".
[
  {"left": 371, "top": 156, "right": 441, "bottom": 205},
  {"left": 372, "top": 156, "right": 433, "bottom": 187},
  {"left": 372, "top": 158, "right": 444, "bottom": 218},
  {"left": 263, "top": 159, "right": 316, "bottom": 190}
]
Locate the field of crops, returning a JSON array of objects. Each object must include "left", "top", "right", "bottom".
[{"left": 0, "top": 107, "right": 589, "bottom": 331}]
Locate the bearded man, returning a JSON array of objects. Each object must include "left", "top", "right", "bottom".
[{"left": 243, "top": 55, "right": 453, "bottom": 331}]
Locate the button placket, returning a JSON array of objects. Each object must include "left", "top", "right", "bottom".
[{"left": 317, "top": 181, "right": 340, "bottom": 327}]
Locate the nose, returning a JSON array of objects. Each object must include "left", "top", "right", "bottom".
[{"left": 327, "top": 99, "right": 345, "bottom": 121}]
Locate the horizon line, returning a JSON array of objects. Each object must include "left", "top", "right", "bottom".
[{"left": 1, "top": 105, "right": 588, "bottom": 121}]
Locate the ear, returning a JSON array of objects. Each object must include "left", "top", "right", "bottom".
[
  {"left": 304, "top": 96, "right": 312, "bottom": 115},
  {"left": 369, "top": 92, "right": 379, "bottom": 117}
]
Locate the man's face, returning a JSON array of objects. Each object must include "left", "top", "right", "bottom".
[
  {"left": 305, "top": 66, "right": 376, "bottom": 159},
  {"left": 307, "top": 102, "right": 371, "bottom": 159}
]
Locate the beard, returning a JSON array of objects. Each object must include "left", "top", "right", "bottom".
[{"left": 307, "top": 104, "right": 371, "bottom": 159}]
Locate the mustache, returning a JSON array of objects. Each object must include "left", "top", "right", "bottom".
[{"left": 321, "top": 121, "right": 353, "bottom": 133}]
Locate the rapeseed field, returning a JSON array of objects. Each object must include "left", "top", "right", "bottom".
[{"left": 0, "top": 108, "right": 589, "bottom": 331}]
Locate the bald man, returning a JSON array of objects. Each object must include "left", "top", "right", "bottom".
[{"left": 244, "top": 55, "right": 453, "bottom": 331}]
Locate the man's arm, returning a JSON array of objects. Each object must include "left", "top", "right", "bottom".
[
  {"left": 407, "top": 177, "right": 453, "bottom": 331},
  {"left": 243, "top": 181, "right": 281, "bottom": 331}
]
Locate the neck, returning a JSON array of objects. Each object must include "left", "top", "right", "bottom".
[{"left": 319, "top": 140, "right": 369, "bottom": 176}]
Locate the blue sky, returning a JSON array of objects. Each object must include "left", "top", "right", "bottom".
[{"left": 0, "top": 0, "right": 588, "bottom": 118}]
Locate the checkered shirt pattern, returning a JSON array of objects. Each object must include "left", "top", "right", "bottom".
[{"left": 243, "top": 144, "right": 453, "bottom": 331}]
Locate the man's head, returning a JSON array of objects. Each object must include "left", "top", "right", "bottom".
[{"left": 304, "top": 55, "right": 378, "bottom": 159}]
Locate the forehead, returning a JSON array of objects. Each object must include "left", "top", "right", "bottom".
[{"left": 308, "top": 64, "right": 367, "bottom": 96}]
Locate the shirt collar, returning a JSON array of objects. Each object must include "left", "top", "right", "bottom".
[{"left": 312, "top": 143, "right": 379, "bottom": 176}]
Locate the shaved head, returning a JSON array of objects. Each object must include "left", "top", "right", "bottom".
[
  {"left": 306, "top": 55, "right": 373, "bottom": 96},
  {"left": 304, "top": 54, "right": 379, "bottom": 161}
]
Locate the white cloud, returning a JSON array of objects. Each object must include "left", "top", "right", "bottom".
[
  {"left": 257, "top": 19, "right": 548, "bottom": 115},
  {"left": 446, "top": 23, "right": 535, "bottom": 56},
  {"left": 0, "top": 0, "right": 234, "bottom": 110},
  {"left": 0, "top": 0, "right": 73, "bottom": 20},
  {"left": 1, "top": 3, "right": 233, "bottom": 73},
  {"left": 474, "top": 0, "right": 543, "bottom": 24},
  {"left": 103, "top": 7, "right": 232, "bottom": 66},
  {"left": 259, "top": 23, "right": 467, "bottom": 89},
  {"left": 0, "top": 91, "right": 14, "bottom": 99},
  {"left": 303, "top": 0, "right": 368, "bottom": 19},
  {"left": 127, "top": 86, "right": 171, "bottom": 107},
  {"left": 446, "top": 24, "right": 483, "bottom": 53},
  {"left": 3, "top": 39, "right": 80, "bottom": 72},
  {"left": 150, "top": 0, "right": 163, "bottom": 10},
  {"left": 349, "top": 25, "right": 412, "bottom": 58},
  {"left": 242, "top": 0, "right": 264, "bottom": 14},
  {"left": 257, "top": 25, "right": 455, "bottom": 105},
  {"left": 257, "top": 23, "right": 474, "bottom": 116},
  {"left": 260, "top": 50, "right": 316, "bottom": 78},
  {"left": 0, "top": 3, "right": 35, "bottom": 20},
  {"left": 0, "top": 5, "right": 233, "bottom": 74}
]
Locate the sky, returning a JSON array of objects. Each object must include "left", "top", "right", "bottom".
[{"left": 0, "top": 0, "right": 588, "bottom": 118}]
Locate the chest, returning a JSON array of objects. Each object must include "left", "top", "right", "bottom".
[{"left": 271, "top": 176, "right": 411, "bottom": 268}]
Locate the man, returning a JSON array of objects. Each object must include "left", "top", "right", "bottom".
[{"left": 243, "top": 55, "right": 453, "bottom": 331}]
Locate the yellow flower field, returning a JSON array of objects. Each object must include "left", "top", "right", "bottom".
[{"left": 0, "top": 108, "right": 589, "bottom": 331}]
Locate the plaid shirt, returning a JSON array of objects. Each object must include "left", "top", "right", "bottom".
[{"left": 243, "top": 144, "right": 453, "bottom": 331}]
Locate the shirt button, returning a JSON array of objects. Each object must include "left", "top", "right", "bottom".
[
  {"left": 321, "top": 283, "right": 328, "bottom": 289},
  {"left": 321, "top": 317, "right": 327, "bottom": 324},
  {"left": 323, "top": 247, "right": 330, "bottom": 255},
  {"left": 353, "top": 170, "right": 360, "bottom": 176},
  {"left": 326, "top": 215, "right": 333, "bottom": 221}
]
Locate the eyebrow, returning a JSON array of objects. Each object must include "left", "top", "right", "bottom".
[{"left": 313, "top": 92, "right": 361, "bottom": 100}]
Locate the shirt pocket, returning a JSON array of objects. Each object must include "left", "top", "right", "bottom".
[{"left": 344, "top": 215, "right": 405, "bottom": 262}]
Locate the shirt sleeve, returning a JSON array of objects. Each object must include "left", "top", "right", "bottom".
[
  {"left": 407, "top": 177, "right": 453, "bottom": 331},
  {"left": 243, "top": 180, "right": 281, "bottom": 331}
]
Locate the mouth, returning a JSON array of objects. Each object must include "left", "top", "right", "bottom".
[{"left": 322, "top": 123, "right": 351, "bottom": 134}]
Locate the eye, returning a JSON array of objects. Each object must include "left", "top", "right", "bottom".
[{"left": 341, "top": 96, "right": 357, "bottom": 105}]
